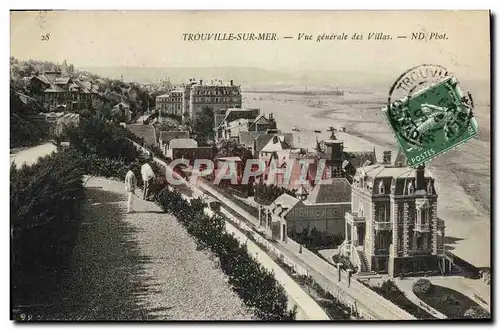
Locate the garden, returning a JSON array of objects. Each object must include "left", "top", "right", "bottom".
[
  {"left": 412, "top": 279, "right": 490, "bottom": 319},
  {"left": 365, "top": 280, "right": 436, "bottom": 319}
]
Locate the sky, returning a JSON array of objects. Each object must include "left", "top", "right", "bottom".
[{"left": 10, "top": 10, "right": 490, "bottom": 81}]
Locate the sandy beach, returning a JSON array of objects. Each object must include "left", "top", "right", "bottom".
[{"left": 243, "top": 83, "right": 490, "bottom": 268}]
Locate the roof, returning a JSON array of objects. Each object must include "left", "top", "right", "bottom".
[
  {"left": 393, "top": 150, "right": 407, "bottom": 166},
  {"left": 255, "top": 134, "right": 275, "bottom": 154},
  {"left": 227, "top": 118, "right": 251, "bottom": 130},
  {"left": 238, "top": 131, "right": 259, "bottom": 147},
  {"left": 248, "top": 115, "right": 270, "bottom": 130},
  {"left": 157, "top": 93, "right": 170, "bottom": 98},
  {"left": 359, "top": 164, "right": 433, "bottom": 179},
  {"left": 261, "top": 135, "right": 293, "bottom": 153},
  {"left": 345, "top": 151, "right": 378, "bottom": 168},
  {"left": 44, "top": 85, "right": 64, "bottom": 92},
  {"left": 169, "top": 138, "right": 198, "bottom": 149},
  {"left": 159, "top": 131, "right": 190, "bottom": 143},
  {"left": 31, "top": 75, "right": 51, "bottom": 85},
  {"left": 62, "top": 113, "right": 80, "bottom": 121},
  {"left": 113, "top": 101, "right": 130, "bottom": 108},
  {"left": 216, "top": 108, "right": 260, "bottom": 129},
  {"left": 305, "top": 178, "right": 352, "bottom": 204},
  {"left": 216, "top": 156, "right": 242, "bottom": 162},
  {"left": 55, "top": 77, "right": 71, "bottom": 84},
  {"left": 269, "top": 193, "right": 301, "bottom": 217}
]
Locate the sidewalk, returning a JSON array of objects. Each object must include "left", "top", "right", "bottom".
[{"left": 40, "top": 177, "right": 252, "bottom": 320}]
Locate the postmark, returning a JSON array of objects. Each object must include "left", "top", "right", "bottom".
[{"left": 383, "top": 64, "right": 479, "bottom": 167}]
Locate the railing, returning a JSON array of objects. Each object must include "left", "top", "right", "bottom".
[
  {"left": 345, "top": 212, "right": 365, "bottom": 224},
  {"left": 338, "top": 240, "right": 350, "bottom": 256},
  {"left": 374, "top": 221, "right": 392, "bottom": 231},
  {"left": 351, "top": 245, "right": 363, "bottom": 273},
  {"left": 407, "top": 248, "right": 432, "bottom": 256},
  {"left": 414, "top": 222, "right": 430, "bottom": 232}
]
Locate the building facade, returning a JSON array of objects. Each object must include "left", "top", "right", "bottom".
[
  {"left": 258, "top": 179, "right": 352, "bottom": 242},
  {"left": 340, "top": 160, "right": 446, "bottom": 277},
  {"left": 28, "top": 71, "right": 96, "bottom": 111},
  {"left": 188, "top": 79, "right": 242, "bottom": 119},
  {"left": 40, "top": 112, "right": 80, "bottom": 136},
  {"left": 156, "top": 89, "right": 184, "bottom": 117}
]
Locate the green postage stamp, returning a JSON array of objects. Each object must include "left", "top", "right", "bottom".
[{"left": 383, "top": 64, "right": 479, "bottom": 167}]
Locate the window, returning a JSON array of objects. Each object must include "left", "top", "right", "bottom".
[
  {"left": 427, "top": 181, "right": 433, "bottom": 194},
  {"left": 408, "top": 181, "right": 414, "bottom": 195},
  {"left": 421, "top": 207, "right": 429, "bottom": 224},
  {"left": 397, "top": 227, "right": 404, "bottom": 251},
  {"left": 378, "top": 204, "right": 388, "bottom": 222},
  {"left": 378, "top": 181, "right": 385, "bottom": 194}
]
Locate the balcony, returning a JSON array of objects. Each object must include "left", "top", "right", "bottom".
[
  {"left": 407, "top": 248, "right": 432, "bottom": 256},
  {"left": 374, "top": 221, "right": 392, "bottom": 231},
  {"left": 414, "top": 222, "right": 431, "bottom": 233},
  {"left": 345, "top": 212, "right": 365, "bottom": 224}
]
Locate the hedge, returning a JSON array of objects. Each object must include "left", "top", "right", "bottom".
[
  {"left": 11, "top": 150, "right": 85, "bottom": 306},
  {"left": 412, "top": 279, "right": 432, "bottom": 295},
  {"left": 156, "top": 188, "right": 296, "bottom": 320}
]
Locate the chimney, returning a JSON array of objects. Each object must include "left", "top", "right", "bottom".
[
  {"left": 230, "top": 79, "right": 233, "bottom": 86},
  {"left": 383, "top": 151, "right": 392, "bottom": 164},
  {"left": 199, "top": 79, "right": 203, "bottom": 85},
  {"left": 415, "top": 165, "right": 426, "bottom": 190},
  {"left": 397, "top": 162, "right": 403, "bottom": 167}
]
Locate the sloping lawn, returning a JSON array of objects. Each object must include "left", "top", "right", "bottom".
[
  {"left": 370, "top": 281, "right": 435, "bottom": 319},
  {"left": 414, "top": 285, "right": 490, "bottom": 319}
]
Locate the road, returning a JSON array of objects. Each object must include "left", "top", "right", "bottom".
[
  {"left": 10, "top": 142, "right": 57, "bottom": 168},
  {"left": 129, "top": 139, "right": 415, "bottom": 320},
  {"left": 196, "top": 181, "right": 414, "bottom": 320}
]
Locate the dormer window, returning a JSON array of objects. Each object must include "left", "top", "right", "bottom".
[
  {"left": 378, "top": 181, "right": 385, "bottom": 194},
  {"left": 408, "top": 181, "right": 414, "bottom": 195},
  {"left": 427, "top": 181, "right": 433, "bottom": 194}
]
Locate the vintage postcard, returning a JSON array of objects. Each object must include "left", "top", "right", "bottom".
[{"left": 10, "top": 10, "right": 491, "bottom": 321}]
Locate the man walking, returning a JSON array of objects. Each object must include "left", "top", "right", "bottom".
[
  {"left": 125, "top": 165, "right": 138, "bottom": 214},
  {"left": 141, "top": 159, "right": 155, "bottom": 201}
]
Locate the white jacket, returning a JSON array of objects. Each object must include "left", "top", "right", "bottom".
[
  {"left": 141, "top": 163, "right": 155, "bottom": 182},
  {"left": 125, "top": 170, "right": 137, "bottom": 192}
]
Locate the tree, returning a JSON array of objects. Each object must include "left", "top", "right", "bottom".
[
  {"left": 192, "top": 107, "right": 215, "bottom": 146},
  {"left": 216, "top": 139, "right": 253, "bottom": 162}
]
